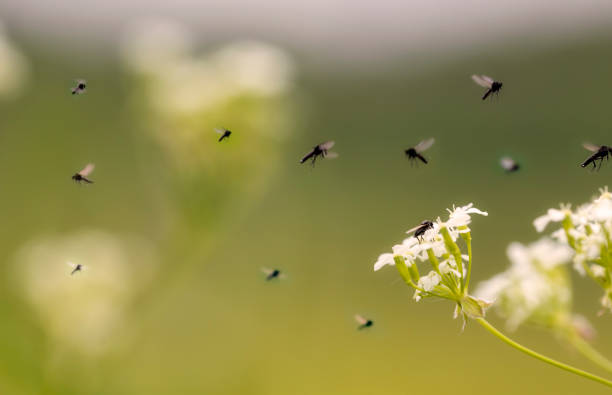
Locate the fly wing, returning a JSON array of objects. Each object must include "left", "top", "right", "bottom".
[
  {"left": 215, "top": 128, "right": 226, "bottom": 135},
  {"left": 414, "top": 138, "right": 435, "bottom": 153},
  {"left": 471, "top": 74, "right": 493, "bottom": 88},
  {"left": 583, "top": 142, "right": 601, "bottom": 152},
  {"left": 319, "top": 141, "right": 335, "bottom": 150},
  {"left": 260, "top": 267, "right": 273, "bottom": 275},
  {"left": 79, "top": 163, "right": 95, "bottom": 176},
  {"left": 66, "top": 261, "right": 77, "bottom": 269},
  {"left": 324, "top": 151, "right": 339, "bottom": 159},
  {"left": 405, "top": 224, "right": 423, "bottom": 234},
  {"left": 500, "top": 157, "right": 515, "bottom": 170},
  {"left": 354, "top": 314, "right": 367, "bottom": 325}
]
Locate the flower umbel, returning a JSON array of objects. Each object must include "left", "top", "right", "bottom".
[
  {"left": 374, "top": 203, "right": 489, "bottom": 322},
  {"left": 535, "top": 187, "right": 612, "bottom": 312}
]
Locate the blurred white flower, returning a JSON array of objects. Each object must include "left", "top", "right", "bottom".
[
  {"left": 418, "top": 271, "right": 441, "bottom": 292},
  {"left": 373, "top": 253, "right": 395, "bottom": 271},
  {"left": 533, "top": 205, "right": 572, "bottom": 233},
  {"left": 13, "top": 230, "right": 157, "bottom": 355},
  {"left": 0, "top": 22, "right": 28, "bottom": 97},
  {"left": 475, "top": 238, "right": 574, "bottom": 331}
]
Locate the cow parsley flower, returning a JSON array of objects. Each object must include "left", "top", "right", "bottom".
[
  {"left": 475, "top": 238, "right": 575, "bottom": 331},
  {"left": 534, "top": 188, "right": 612, "bottom": 312},
  {"left": 374, "top": 203, "right": 489, "bottom": 321}
]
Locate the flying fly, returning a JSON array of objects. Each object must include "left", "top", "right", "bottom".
[
  {"left": 72, "top": 163, "right": 95, "bottom": 184},
  {"left": 300, "top": 141, "right": 338, "bottom": 166},
  {"left": 405, "top": 138, "right": 435, "bottom": 165},
  {"left": 406, "top": 220, "right": 434, "bottom": 243},
  {"left": 581, "top": 143, "right": 611, "bottom": 170},
  {"left": 216, "top": 128, "right": 232, "bottom": 142},
  {"left": 67, "top": 261, "right": 84, "bottom": 275},
  {"left": 471, "top": 75, "right": 502, "bottom": 100},
  {"left": 500, "top": 157, "right": 520, "bottom": 172},
  {"left": 71, "top": 79, "right": 87, "bottom": 95},
  {"left": 261, "top": 267, "right": 285, "bottom": 281},
  {"left": 355, "top": 314, "right": 374, "bottom": 330}
]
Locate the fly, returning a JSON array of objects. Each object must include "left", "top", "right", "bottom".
[
  {"left": 216, "top": 128, "right": 232, "bottom": 142},
  {"left": 261, "top": 267, "right": 284, "bottom": 281},
  {"left": 406, "top": 220, "right": 434, "bottom": 243},
  {"left": 471, "top": 75, "right": 502, "bottom": 100},
  {"left": 581, "top": 143, "right": 611, "bottom": 170},
  {"left": 500, "top": 157, "right": 520, "bottom": 172},
  {"left": 300, "top": 141, "right": 338, "bottom": 166},
  {"left": 354, "top": 314, "right": 374, "bottom": 330},
  {"left": 72, "top": 79, "right": 87, "bottom": 95},
  {"left": 72, "top": 163, "right": 95, "bottom": 184},
  {"left": 405, "top": 138, "right": 435, "bottom": 165}
]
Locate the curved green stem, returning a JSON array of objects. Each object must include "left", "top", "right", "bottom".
[
  {"left": 567, "top": 333, "right": 612, "bottom": 375},
  {"left": 476, "top": 318, "right": 612, "bottom": 389}
]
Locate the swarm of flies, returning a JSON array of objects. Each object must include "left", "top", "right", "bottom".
[
  {"left": 405, "top": 138, "right": 435, "bottom": 166},
  {"left": 71, "top": 79, "right": 87, "bottom": 95},
  {"left": 72, "top": 163, "right": 95, "bottom": 184},
  {"left": 354, "top": 314, "right": 374, "bottom": 330},
  {"left": 471, "top": 75, "right": 502, "bottom": 100},
  {"left": 261, "top": 267, "right": 285, "bottom": 281},
  {"left": 300, "top": 141, "right": 338, "bottom": 166},
  {"left": 500, "top": 157, "right": 520, "bottom": 173},
  {"left": 407, "top": 220, "right": 434, "bottom": 243},
  {"left": 581, "top": 143, "right": 611, "bottom": 170},
  {"left": 216, "top": 128, "right": 232, "bottom": 142}
]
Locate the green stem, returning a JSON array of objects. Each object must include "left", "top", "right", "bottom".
[
  {"left": 567, "top": 333, "right": 612, "bottom": 375},
  {"left": 462, "top": 232, "right": 473, "bottom": 293},
  {"left": 476, "top": 318, "right": 612, "bottom": 389}
]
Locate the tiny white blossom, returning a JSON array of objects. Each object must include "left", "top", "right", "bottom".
[
  {"left": 373, "top": 253, "right": 395, "bottom": 271},
  {"left": 445, "top": 203, "right": 488, "bottom": 232},
  {"left": 418, "top": 271, "right": 441, "bottom": 292},
  {"left": 533, "top": 205, "right": 571, "bottom": 233}
]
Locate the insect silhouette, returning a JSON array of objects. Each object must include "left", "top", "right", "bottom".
[
  {"left": 72, "top": 163, "right": 95, "bottom": 184},
  {"left": 471, "top": 75, "right": 502, "bottom": 100},
  {"left": 355, "top": 314, "right": 374, "bottom": 330},
  {"left": 71, "top": 79, "right": 87, "bottom": 95},
  {"left": 500, "top": 157, "right": 520, "bottom": 172},
  {"left": 406, "top": 220, "right": 434, "bottom": 243},
  {"left": 581, "top": 143, "right": 611, "bottom": 170},
  {"left": 216, "top": 128, "right": 232, "bottom": 142},
  {"left": 67, "top": 262, "right": 84, "bottom": 275},
  {"left": 300, "top": 141, "right": 338, "bottom": 166},
  {"left": 405, "top": 138, "right": 435, "bottom": 165},
  {"left": 261, "top": 267, "right": 284, "bottom": 281}
]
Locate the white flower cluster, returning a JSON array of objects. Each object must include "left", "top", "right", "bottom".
[
  {"left": 534, "top": 187, "right": 612, "bottom": 312},
  {"left": 374, "top": 203, "right": 489, "bottom": 319},
  {"left": 475, "top": 239, "right": 576, "bottom": 331}
]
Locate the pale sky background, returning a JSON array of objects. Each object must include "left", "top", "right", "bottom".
[{"left": 1, "top": 0, "right": 612, "bottom": 62}]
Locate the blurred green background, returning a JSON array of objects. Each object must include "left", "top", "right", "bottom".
[{"left": 0, "top": 22, "right": 612, "bottom": 395}]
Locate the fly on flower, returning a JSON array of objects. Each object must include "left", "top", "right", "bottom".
[
  {"left": 354, "top": 314, "right": 373, "bottom": 330},
  {"left": 500, "top": 157, "right": 520, "bottom": 173},
  {"left": 67, "top": 261, "right": 85, "bottom": 275},
  {"left": 215, "top": 128, "right": 232, "bottom": 142},
  {"left": 406, "top": 220, "right": 434, "bottom": 243},
  {"left": 300, "top": 141, "right": 338, "bottom": 166},
  {"left": 72, "top": 163, "right": 95, "bottom": 184},
  {"left": 405, "top": 138, "right": 434, "bottom": 166},
  {"left": 471, "top": 75, "right": 503, "bottom": 100},
  {"left": 261, "top": 267, "right": 285, "bottom": 281},
  {"left": 71, "top": 79, "right": 87, "bottom": 95},
  {"left": 581, "top": 143, "right": 611, "bottom": 170}
]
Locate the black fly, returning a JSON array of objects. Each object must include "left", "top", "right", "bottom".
[
  {"left": 405, "top": 138, "right": 435, "bottom": 165},
  {"left": 72, "top": 79, "right": 87, "bottom": 95},
  {"left": 300, "top": 141, "right": 338, "bottom": 166},
  {"left": 472, "top": 75, "right": 502, "bottom": 100},
  {"left": 72, "top": 163, "right": 95, "bottom": 184},
  {"left": 216, "top": 128, "right": 232, "bottom": 142},
  {"left": 500, "top": 157, "right": 520, "bottom": 172},
  {"left": 67, "top": 262, "right": 84, "bottom": 275},
  {"left": 406, "top": 220, "right": 434, "bottom": 243},
  {"left": 581, "top": 143, "right": 611, "bottom": 170},
  {"left": 261, "top": 267, "right": 284, "bottom": 281},
  {"left": 355, "top": 314, "right": 374, "bottom": 330}
]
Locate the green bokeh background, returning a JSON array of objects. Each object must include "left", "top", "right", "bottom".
[{"left": 1, "top": 29, "right": 612, "bottom": 395}]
